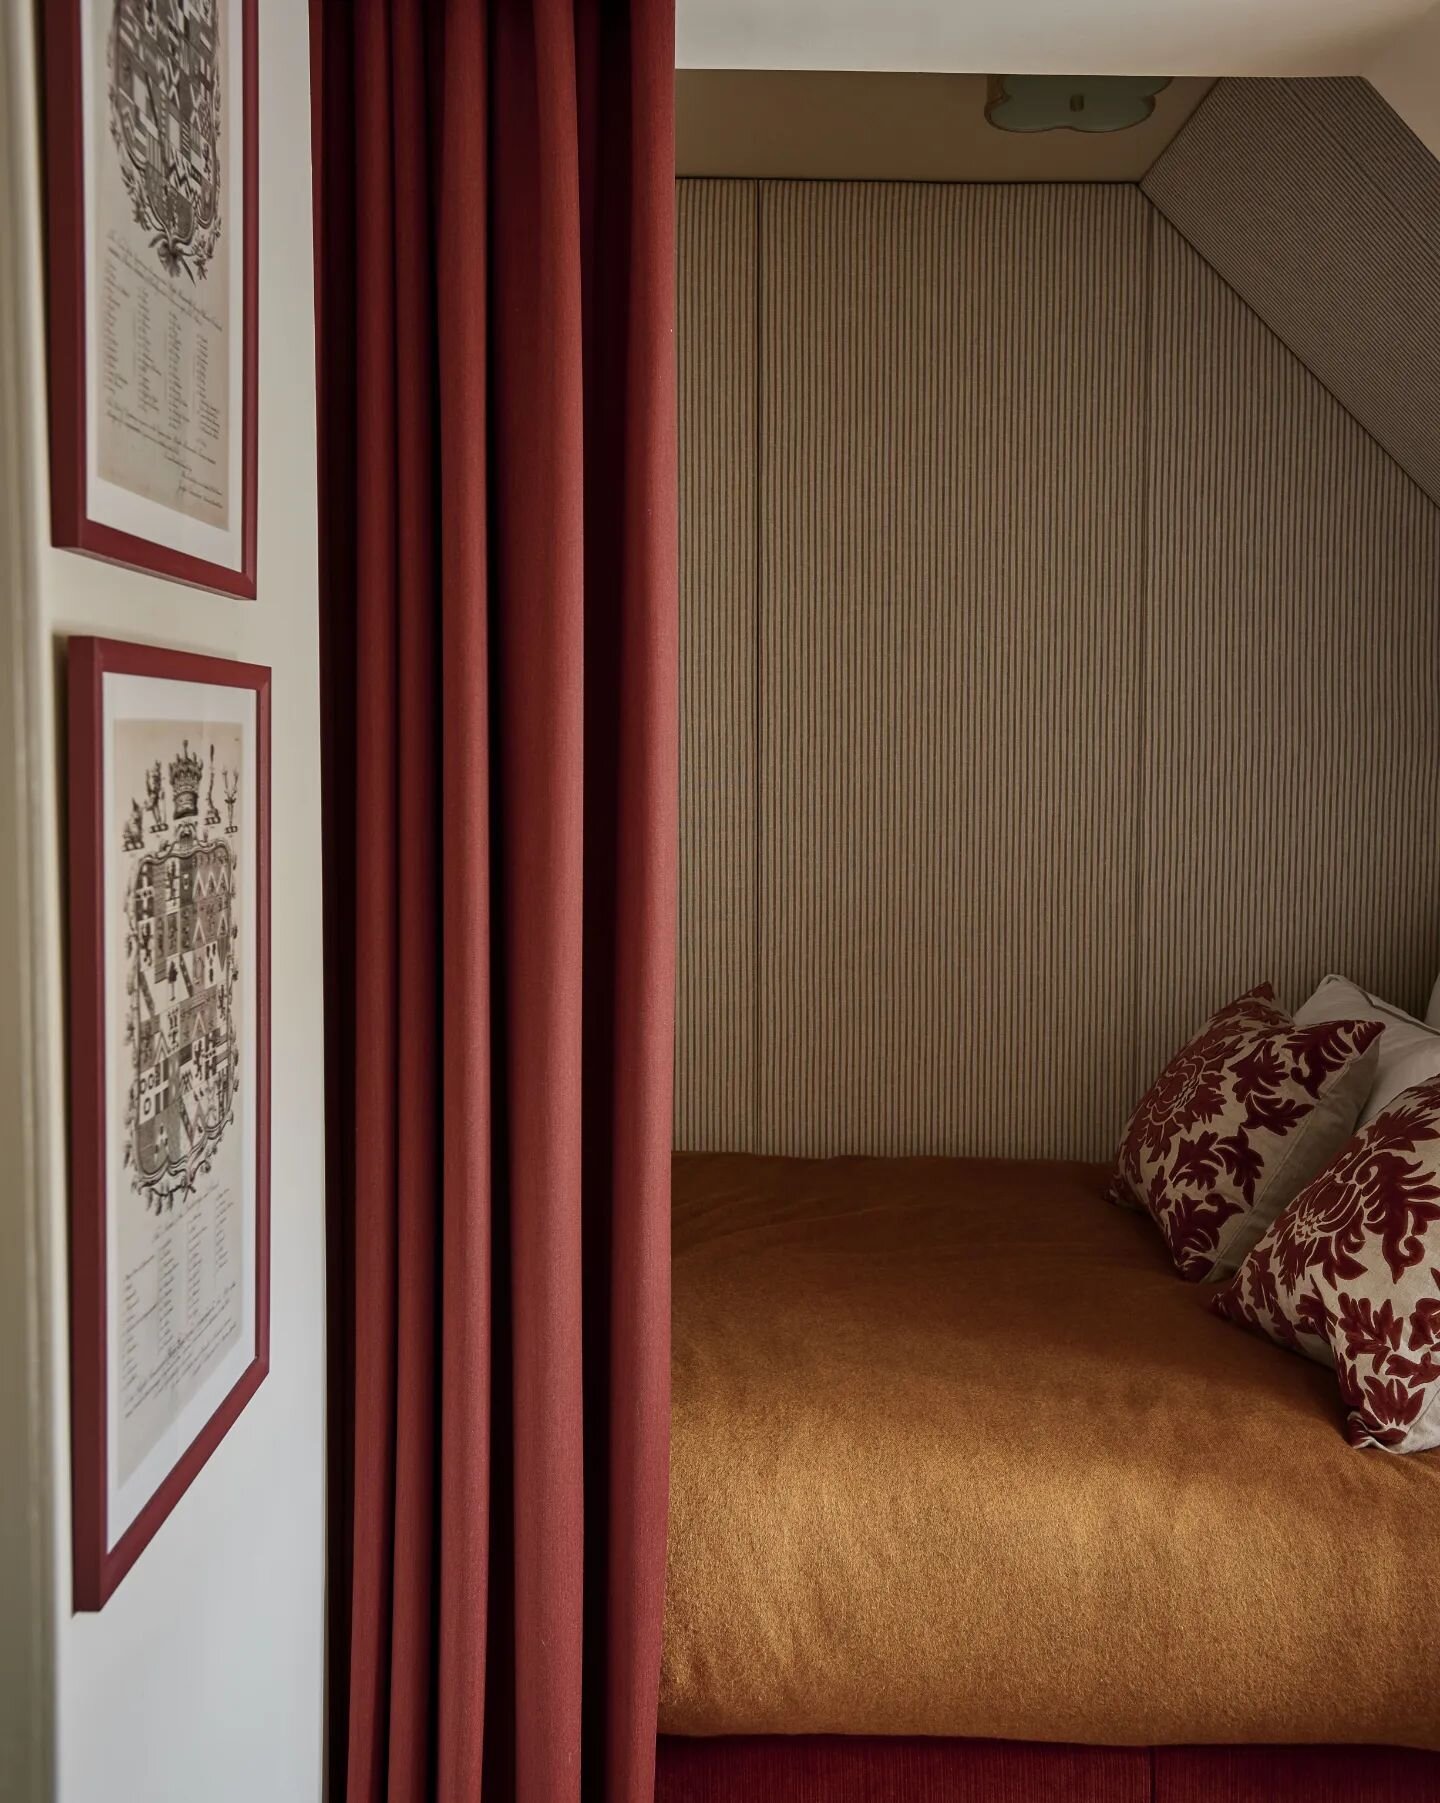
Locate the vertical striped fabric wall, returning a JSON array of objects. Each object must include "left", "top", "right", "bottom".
[
  {"left": 676, "top": 178, "right": 1440, "bottom": 1159},
  {"left": 1136, "top": 215, "right": 1440, "bottom": 1090},
  {"left": 756, "top": 183, "right": 1149, "bottom": 1157}
]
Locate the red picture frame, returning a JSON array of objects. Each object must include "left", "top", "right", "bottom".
[
  {"left": 44, "top": 0, "right": 259, "bottom": 597},
  {"left": 68, "top": 637, "right": 271, "bottom": 1609}
]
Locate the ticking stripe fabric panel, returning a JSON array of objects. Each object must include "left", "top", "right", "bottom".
[
  {"left": 1143, "top": 77, "right": 1440, "bottom": 507},
  {"left": 675, "top": 178, "right": 1440, "bottom": 1159},
  {"left": 676, "top": 180, "right": 757, "bottom": 1150},
  {"left": 755, "top": 182, "right": 1149, "bottom": 1158}
]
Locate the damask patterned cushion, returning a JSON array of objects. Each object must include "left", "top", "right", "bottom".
[
  {"left": 1111, "top": 985, "right": 1381, "bottom": 1283},
  {"left": 1212, "top": 1078, "right": 1440, "bottom": 1452}
]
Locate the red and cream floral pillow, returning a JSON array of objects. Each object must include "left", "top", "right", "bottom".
[
  {"left": 1111, "top": 985, "right": 1381, "bottom": 1282},
  {"left": 1212, "top": 1077, "right": 1440, "bottom": 1453}
]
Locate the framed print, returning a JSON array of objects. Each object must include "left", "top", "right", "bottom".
[
  {"left": 68, "top": 637, "right": 270, "bottom": 1609},
  {"left": 44, "top": 0, "right": 258, "bottom": 596}
]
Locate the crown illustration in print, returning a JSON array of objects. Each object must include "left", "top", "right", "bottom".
[{"left": 169, "top": 740, "right": 205, "bottom": 821}]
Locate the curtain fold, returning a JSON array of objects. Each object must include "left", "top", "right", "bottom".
[{"left": 314, "top": 2, "right": 677, "bottom": 1797}]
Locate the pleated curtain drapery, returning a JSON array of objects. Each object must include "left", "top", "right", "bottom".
[{"left": 313, "top": 1, "right": 678, "bottom": 1798}]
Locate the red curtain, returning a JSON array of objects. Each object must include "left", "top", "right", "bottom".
[{"left": 313, "top": 2, "right": 677, "bottom": 1799}]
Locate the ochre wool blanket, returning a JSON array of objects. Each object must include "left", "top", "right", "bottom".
[{"left": 661, "top": 1154, "right": 1440, "bottom": 1747}]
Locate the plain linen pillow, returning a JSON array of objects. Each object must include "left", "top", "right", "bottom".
[
  {"left": 1427, "top": 972, "right": 1440, "bottom": 1032},
  {"left": 1294, "top": 974, "right": 1440, "bottom": 1125}
]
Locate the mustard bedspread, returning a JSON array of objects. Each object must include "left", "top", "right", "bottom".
[{"left": 661, "top": 1153, "right": 1440, "bottom": 1747}]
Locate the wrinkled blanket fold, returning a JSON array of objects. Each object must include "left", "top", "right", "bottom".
[{"left": 661, "top": 1153, "right": 1440, "bottom": 1748}]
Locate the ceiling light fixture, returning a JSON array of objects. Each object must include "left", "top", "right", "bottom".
[{"left": 985, "top": 74, "right": 1171, "bottom": 133}]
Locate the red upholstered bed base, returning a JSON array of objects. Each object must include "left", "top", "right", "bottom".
[{"left": 655, "top": 1736, "right": 1440, "bottom": 1802}]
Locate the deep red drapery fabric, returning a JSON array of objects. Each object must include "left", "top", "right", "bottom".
[
  {"left": 655, "top": 1738, "right": 1440, "bottom": 1803},
  {"left": 313, "top": 2, "right": 677, "bottom": 1798}
]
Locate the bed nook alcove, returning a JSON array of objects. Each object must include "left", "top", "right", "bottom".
[
  {"left": 658, "top": 72, "right": 1440, "bottom": 1803},
  {"left": 309, "top": 13, "right": 1440, "bottom": 1798}
]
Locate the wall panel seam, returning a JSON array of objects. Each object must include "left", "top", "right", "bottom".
[
  {"left": 753, "top": 178, "right": 762, "bottom": 1148},
  {"left": 1132, "top": 190, "right": 1156, "bottom": 1102}
]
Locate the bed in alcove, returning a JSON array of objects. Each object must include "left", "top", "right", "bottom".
[{"left": 661, "top": 69, "right": 1440, "bottom": 1803}]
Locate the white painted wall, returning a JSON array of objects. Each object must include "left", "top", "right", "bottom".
[
  {"left": 0, "top": 2, "right": 327, "bottom": 1799},
  {"left": 676, "top": 0, "right": 1437, "bottom": 75},
  {"left": 1367, "top": 2, "right": 1440, "bottom": 156}
]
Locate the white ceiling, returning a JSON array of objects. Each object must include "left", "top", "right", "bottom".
[{"left": 676, "top": 0, "right": 1438, "bottom": 78}]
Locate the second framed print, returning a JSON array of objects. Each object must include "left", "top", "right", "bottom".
[
  {"left": 68, "top": 637, "right": 270, "bottom": 1609},
  {"left": 45, "top": 0, "right": 258, "bottom": 596}
]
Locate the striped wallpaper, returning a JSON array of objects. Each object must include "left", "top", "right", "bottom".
[{"left": 677, "top": 178, "right": 1440, "bottom": 1159}]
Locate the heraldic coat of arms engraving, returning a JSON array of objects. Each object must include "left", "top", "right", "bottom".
[
  {"left": 108, "top": 0, "right": 224, "bottom": 280},
  {"left": 123, "top": 735, "right": 239, "bottom": 1211}
]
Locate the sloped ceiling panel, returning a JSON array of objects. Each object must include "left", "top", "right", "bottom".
[{"left": 1142, "top": 76, "right": 1440, "bottom": 505}]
